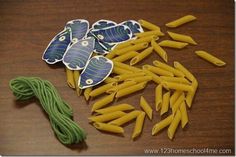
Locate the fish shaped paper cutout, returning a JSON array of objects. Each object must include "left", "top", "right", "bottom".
[
  {"left": 63, "top": 37, "right": 95, "bottom": 70},
  {"left": 120, "top": 20, "right": 143, "bottom": 37},
  {"left": 92, "top": 19, "right": 117, "bottom": 30},
  {"left": 42, "top": 28, "right": 71, "bottom": 64},
  {"left": 78, "top": 56, "right": 113, "bottom": 89},
  {"left": 65, "top": 19, "right": 89, "bottom": 43}
]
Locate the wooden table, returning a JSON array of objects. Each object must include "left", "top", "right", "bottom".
[{"left": 0, "top": 0, "right": 234, "bottom": 155}]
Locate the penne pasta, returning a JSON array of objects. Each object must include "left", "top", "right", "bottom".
[
  {"left": 91, "top": 93, "right": 116, "bottom": 112},
  {"left": 170, "top": 90, "right": 183, "bottom": 108},
  {"left": 162, "top": 81, "right": 193, "bottom": 92},
  {"left": 143, "top": 69, "right": 163, "bottom": 84},
  {"left": 160, "top": 76, "right": 191, "bottom": 84},
  {"left": 88, "top": 111, "right": 126, "bottom": 122},
  {"left": 112, "top": 51, "right": 139, "bottom": 62},
  {"left": 160, "top": 92, "right": 170, "bottom": 116},
  {"left": 115, "top": 42, "right": 149, "bottom": 55},
  {"left": 66, "top": 67, "right": 75, "bottom": 89},
  {"left": 84, "top": 87, "right": 92, "bottom": 101},
  {"left": 155, "top": 84, "right": 162, "bottom": 111},
  {"left": 173, "top": 61, "right": 195, "bottom": 81},
  {"left": 153, "top": 60, "right": 185, "bottom": 77},
  {"left": 106, "top": 81, "right": 137, "bottom": 94},
  {"left": 113, "top": 61, "right": 142, "bottom": 73},
  {"left": 167, "top": 31, "right": 197, "bottom": 45},
  {"left": 180, "top": 101, "right": 188, "bottom": 128},
  {"left": 131, "top": 35, "right": 159, "bottom": 44},
  {"left": 95, "top": 103, "right": 135, "bottom": 114},
  {"left": 104, "top": 77, "right": 117, "bottom": 84},
  {"left": 172, "top": 93, "right": 185, "bottom": 114},
  {"left": 158, "top": 40, "right": 188, "bottom": 49},
  {"left": 135, "top": 30, "right": 164, "bottom": 38},
  {"left": 109, "top": 110, "right": 141, "bottom": 126},
  {"left": 132, "top": 112, "right": 146, "bottom": 140},
  {"left": 142, "top": 65, "right": 174, "bottom": 77},
  {"left": 114, "top": 72, "right": 146, "bottom": 82},
  {"left": 112, "top": 66, "right": 133, "bottom": 75},
  {"left": 138, "top": 19, "right": 161, "bottom": 31},
  {"left": 140, "top": 96, "right": 153, "bottom": 120},
  {"left": 168, "top": 110, "right": 181, "bottom": 140},
  {"left": 152, "top": 114, "right": 174, "bottom": 135},
  {"left": 130, "top": 47, "right": 154, "bottom": 65},
  {"left": 195, "top": 50, "right": 226, "bottom": 66},
  {"left": 151, "top": 40, "right": 168, "bottom": 62},
  {"left": 185, "top": 79, "right": 198, "bottom": 108},
  {"left": 105, "top": 50, "right": 117, "bottom": 59},
  {"left": 126, "top": 75, "right": 152, "bottom": 83},
  {"left": 166, "top": 15, "right": 197, "bottom": 28},
  {"left": 93, "top": 122, "right": 124, "bottom": 134},
  {"left": 89, "top": 82, "right": 117, "bottom": 97},
  {"left": 114, "top": 40, "right": 133, "bottom": 50},
  {"left": 73, "top": 70, "right": 81, "bottom": 96},
  {"left": 116, "top": 82, "right": 147, "bottom": 98}
]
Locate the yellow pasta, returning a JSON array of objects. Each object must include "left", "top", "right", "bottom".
[
  {"left": 131, "top": 35, "right": 159, "bottom": 44},
  {"left": 132, "top": 112, "right": 146, "bottom": 140},
  {"left": 140, "top": 96, "right": 153, "bottom": 120},
  {"left": 95, "top": 103, "right": 135, "bottom": 114},
  {"left": 114, "top": 72, "right": 146, "bottom": 82},
  {"left": 173, "top": 61, "right": 195, "bottom": 81},
  {"left": 114, "top": 42, "right": 149, "bottom": 55},
  {"left": 89, "top": 82, "right": 117, "bottom": 97},
  {"left": 195, "top": 50, "right": 226, "bottom": 66},
  {"left": 104, "top": 77, "right": 117, "bottom": 84},
  {"left": 158, "top": 40, "right": 188, "bottom": 49},
  {"left": 130, "top": 47, "right": 154, "bottom": 65},
  {"left": 143, "top": 69, "right": 163, "bottom": 84},
  {"left": 88, "top": 111, "right": 126, "bottom": 123},
  {"left": 142, "top": 65, "right": 174, "bottom": 77},
  {"left": 93, "top": 122, "right": 124, "bottom": 134},
  {"left": 152, "top": 114, "right": 174, "bottom": 135},
  {"left": 151, "top": 40, "right": 168, "bottom": 62},
  {"left": 138, "top": 19, "right": 161, "bottom": 31},
  {"left": 185, "top": 79, "right": 198, "bottom": 108},
  {"left": 113, "top": 61, "right": 142, "bottom": 73},
  {"left": 126, "top": 75, "right": 152, "bottom": 83},
  {"left": 153, "top": 60, "right": 185, "bottom": 77},
  {"left": 160, "top": 76, "right": 191, "bottom": 84},
  {"left": 155, "top": 84, "right": 162, "bottom": 111},
  {"left": 135, "top": 30, "right": 164, "bottom": 38},
  {"left": 66, "top": 67, "right": 75, "bottom": 89},
  {"left": 170, "top": 91, "right": 183, "bottom": 108},
  {"left": 112, "top": 66, "right": 133, "bottom": 75},
  {"left": 180, "top": 101, "right": 188, "bottom": 128},
  {"left": 116, "top": 82, "right": 147, "bottom": 98},
  {"left": 160, "top": 92, "right": 170, "bottom": 116},
  {"left": 168, "top": 110, "right": 181, "bottom": 140},
  {"left": 172, "top": 93, "right": 185, "bottom": 114},
  {"left": 106, "top": 81, "right": 137, "bottom": 94},
  {"left": 84, "top": 87, "right": 92, "bottom": 101},
  {"left": 109, "top": 110, "right": 141, "bottom": 126},
  {"left": 167, "top": 31, "right": 197, "bottom": 45},
  {"left": 73, "top": 70, "right": 81, "bottom": 96},
  {"left": 162, "top": 81, "right": 193, "bottom": 92},
  {"left": 112, "top": 51, "right": 139, "bottom": 62},
  {"left": 91, "top": 93, "right": 116, "bottom": 112},
  {"left": 114, "top": 40, "right": 133, "bottom": 50},
  {"left": 105, "top": 50, "right": 117, "bottom": 59},
  {"left": 166, "top": 15, "right": 197, "bottom": 28}
]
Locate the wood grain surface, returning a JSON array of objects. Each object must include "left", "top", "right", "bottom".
[{"left": 0, "top": 0, "right": 234, "bottom": 155}]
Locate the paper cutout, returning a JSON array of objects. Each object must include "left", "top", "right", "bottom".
[
  {"left": 92, "top": 19, "right": 117, "bottom": 30},
  {"left": 120, "top": 20, "right": 143, "bottom": 37}
]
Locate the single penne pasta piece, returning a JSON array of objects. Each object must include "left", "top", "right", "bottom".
[
  {"left": 172, "top": 93, "right": 185, "bottom": 114},
  {"left": 151, "top": 40, "right": 168, "bottom": 62},
  {"left": 135, "top": 30, "right": 164, "bottom": 38},
  {"left": 167, "top": 31, "right": 197, "bottom": 45},
  {"left": 105, "top": 50, "right": 117, "bottom": 59},
  {"left": 170, "top": 90, "right": 183, "bottom": 108},
  {"left": 88, "top": 111, "right": 126, "bottom": 122},
  {"left": 93, "top": 122, "right": 124, "bottom": 134},
  {"left": 162, "top": 81, "right": 193, "bottom": 92},
  {"left": 152, "top": 114, "right": 174, "bottom": 135},
  {"left": 180, "top": 101, "right": 188, "bottom": 128},
  {"left": 138, "top": 19, "right": 161, "bottom": 31},
  {"left": 91, "top": 93, "right": 116, "bottom": 112},
  {"left": 140, "top": 96, "right": 153, "bottom": 120},
  {"left": 114, "top": 72, "right": 146, "bottom": 82},
  {"left": 114, "top": 40, "right": 133, "bottom": 50},
  {"left": 160, "top": 92, "right": 170, "bottom": 115},
  {"left": 104, "top": 77, "right": 117, "bottom": 84},
  {"left": 168, "top": 110, "right": 181, "bottom": 140},
  {"left": 173, "top": 61, "right": 195, "bottom": 81},
  {"left": 155, "top": 84, "right": 162, "bottom": 111},
  {"left": 126, "top": 75, "right": 152, "bottom": 83},
  {"left": 153, "top": 60, "right": 185, "bottom": 77},
  {"left": 112, "top": 51, "right": 139, "bottom": 62},
  {"left": 115, "top": 82, "right": 147, "bottom": 98},
  {"left": 113, "top": 61, "right": 142, "bottom": 72},
  {"left": 158, "top": 40, "right": 188, "bottom": 49},
  {"left": 143, "top": 69, "right": 163, "bottom": 84},
  {"left": 160, "top": 76, "right": 191, "bottom": 84},
  {"left": 195, "top": 50, "right": 226, "bottom": 66},
  {"left": 106, "top": 81, "right": 137, "bottom": 94},
  {"left": 130, "top": 47, "right": 154, "bottom": 65},
  {"left": 84, "top": 87, "right": 92, "bottom": 101},
  {"left": 115, "top": 42, "right": 149, "bottom": 55},
  {"left": 109, "top": 110, "right": 141, "bottom": 126},
  {"left": 131, "top": 35, "right": 159, "bottom": 44},
  {"left": 73, "top": 70, "right": 81, "bottom": 96},
  {"left": 142, "top": 65, "right": 174, "bottom": 77},
  {"left": 132, "top": 111, "right": 146, "bottom": 140},
  {"left": 166, "top": 15, "right": 197, "bottom": 28},
  {"left": 112, "top": 66, "right": 133, "bottom": 75},
  {"left": 89, "top": 82, "right": 117, "bottom": 97},
  {"left": 95, "top": 103, "right": 135, "bottom": 114},
  {"left": 66, "top": 67, "right": 75, "bottom": 89},
  {"left": 185, "top": 79, "right": 198, "bottom": 108}
]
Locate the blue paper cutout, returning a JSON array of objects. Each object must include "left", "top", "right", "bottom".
[
  {"left": 120, "top": 20, "right": 143, "bottom": 37},
  {"left": 92, "top": 20, "right": 117, "bottom": 30}
]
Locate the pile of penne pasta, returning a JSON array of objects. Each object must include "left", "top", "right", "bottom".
[{"left": 65, "top": 15, "right": 226, "bottom": 140}]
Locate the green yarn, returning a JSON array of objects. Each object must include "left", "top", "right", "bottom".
[{"left": 9, "top": 76, "right": 86, "bottom": 145}]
